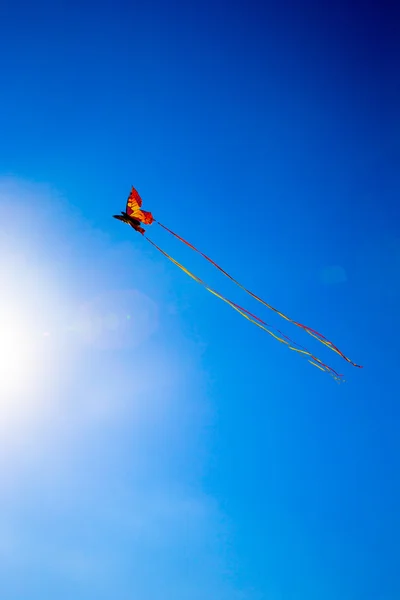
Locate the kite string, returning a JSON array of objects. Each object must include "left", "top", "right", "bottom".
[
  {"left": 156, "top": 221, "right": 361, "bottom": 369},
  {"left": 145, "top": 235, "right": 343, "bottom": 382}
]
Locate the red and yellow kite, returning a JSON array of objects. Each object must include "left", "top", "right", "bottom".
[
  {"left": 114, "top": 186, "right": 362, "bottom": 382},
  {"left": 113, "top": 187, "right": 154, "bottom": 234}
]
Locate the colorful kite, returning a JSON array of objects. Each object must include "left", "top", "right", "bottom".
[
  {"left": 113, "top": 186, "right": 362, "bottom": 381},
  {"left": 113, "top": 187, "right": 154, "bottom": 234}
]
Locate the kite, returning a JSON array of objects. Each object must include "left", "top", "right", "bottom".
[
  {"left": 113, "top": 186, "right": 362, "bottom": 381},
  {"left": 113, "top": 186, "right": 154, "bottom": 234}
]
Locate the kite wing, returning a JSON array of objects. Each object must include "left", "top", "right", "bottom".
[
  {"left": 126, "top": 186, "right": 154, "bottom": 225},
  {"left": 127, "top": 186, "right": 143, "bottom": 208}
]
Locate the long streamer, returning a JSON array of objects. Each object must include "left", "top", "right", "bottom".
[
  {"left": 145, "top": 236, "right": 343, "bottom": 382},
  {"left": 157, "top": 221, "right": 361, "bottom": 370}
]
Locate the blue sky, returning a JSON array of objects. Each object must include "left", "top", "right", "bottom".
[{"left": 0, "top": 1, "right": 399, "bottom": 598}]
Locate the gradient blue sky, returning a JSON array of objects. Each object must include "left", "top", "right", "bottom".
[{"left": 1, "top": 1, "right": 399, "bottom": 599}]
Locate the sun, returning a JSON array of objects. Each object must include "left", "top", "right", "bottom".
[{"left": 0, "top": 307, "right": 38, "bottom": 401}]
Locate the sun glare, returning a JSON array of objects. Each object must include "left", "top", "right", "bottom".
[
  {"left": 0, "top": 308, "right": 37, "bottom": 399},
  {"left": 0, "top": 243, "right": 63, "bottom": 428},
  {"left": 0, "top": 269, "right": 70, "bottom": 438}
]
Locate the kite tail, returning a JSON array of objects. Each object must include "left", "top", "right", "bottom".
[
  {"left": 145, "top": 235, "right": 344, "bottom": 382},
  {"left": 156, "top": 221, "right": 362, "bottom": 370}
]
